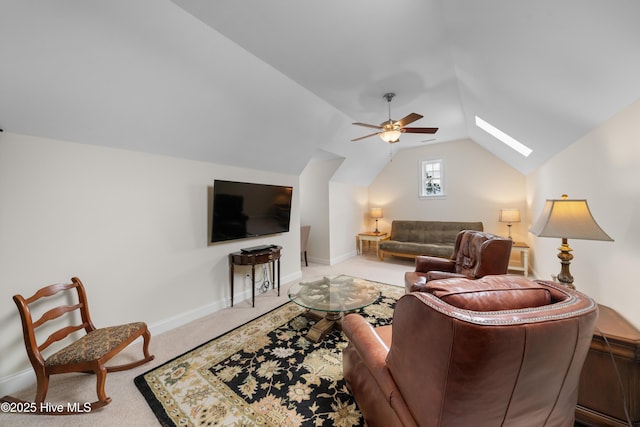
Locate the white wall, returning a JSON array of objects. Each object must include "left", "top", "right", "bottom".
[
  {"left": 527, "top": 99, "right": 640, "bottom": 327},
  {"left": 299, "top": 158, "right": 342, "bottom": 264},
  {"left": 0, "top": 133, "right": 301, "bottom": 393},
  {"left": 368, "top": 139, "right": 527, "bottom": 240},
  {"left": 299, "top": 158, "right": 369, "bottom": 265},
  {"left": 329, "top": 181, "right": 369, "bottom": 264}
]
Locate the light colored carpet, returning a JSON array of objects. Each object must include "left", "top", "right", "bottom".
[{"left": 0, "top": 252, "right": 413, "bottom": 426}]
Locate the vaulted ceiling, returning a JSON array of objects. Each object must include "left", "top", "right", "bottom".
[{"left": 2, "top": 1, "right": 640, "bottom": 185}]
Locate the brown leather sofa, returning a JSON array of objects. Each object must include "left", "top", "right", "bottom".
[
  {"left": 404, "top": 230, "right": 512, "bottom": 293},
  {"left": 342, "top": 275, "right": 598, "bottom": 427}
]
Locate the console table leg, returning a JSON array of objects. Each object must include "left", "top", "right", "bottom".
[
  {"left": 271, "top": 260, "right": 275, "bottom": 290},
  {"left": 251, "top": 264, "right": 255, "bottom": 307},
  {"left": 229, "top": 257, "right": 234, "bottom": 307}
]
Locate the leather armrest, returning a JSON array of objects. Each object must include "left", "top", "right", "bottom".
[
  {"left": 425, "top": 271, "right": 467, "bottom": 281},
  {"left": 407, "top": 271, "right": 466, "bottom": 292},
  {"left": 342, "top": 314, "right": 417, "bottom": 427},
  {"left": 415, "top": 256, "right": 455, "bottom": 273},
  {"left": 342, "top": 314, "right": 390, "bottom": 373}
]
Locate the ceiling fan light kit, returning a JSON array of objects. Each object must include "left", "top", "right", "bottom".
[
  {"left": 380, "top": 121, "right": 402, "bottom": 143},
  {"left": 352, "top": 93, "right": 438, "bottom": 143}
]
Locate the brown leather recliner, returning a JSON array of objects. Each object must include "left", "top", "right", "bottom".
[
  {"left": 405, "top": 230, "right": 512, "bottom": 293},
  {"left": 342, "top": 275, "right": 598, "bottom": 427}
]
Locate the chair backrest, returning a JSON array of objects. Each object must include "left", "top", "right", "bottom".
[
  {"left": 386, "top": 275, "right": 598, "bottom": 427},
  {"left": 451, "top": 230, "right": 512, "bottom": 278},
  {"left": 13, "top": 277, "right": 96, "bottom": 369},
  {"left": 300, "top": 225, "right": 311, "bottom": 251}
]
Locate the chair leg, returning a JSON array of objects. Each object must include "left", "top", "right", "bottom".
[
  {"left": 304, "top": 251, "right": 308, "bottom": 267},
  {"left": 34, "top": 367, "right": 49, "bottom": 404},
  {"left": 106, "top": 330, "right": 155, "bottom": 372},
  {"left": 94, "top": 365, "right": 112, "bottom": 407},
  {"left": 141, "top": 327, "right": 153, "bottom": 361}
]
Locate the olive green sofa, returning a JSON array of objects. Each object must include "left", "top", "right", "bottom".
[{"left": 378, "top": 220, "right": 483, "bottom": 261}]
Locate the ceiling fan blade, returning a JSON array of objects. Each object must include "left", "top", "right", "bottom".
[
  {"left": 352, "top": 122, "right": 382, "bottom": 130},
  {"left": 403, "top": 127, "right": 439, "bottom": 134},
  {"left": 396, "top": 113, "right": 423, "bottom": 127},
  {"left": 351, "top": 132, "right": 381, "bottom": 142}
]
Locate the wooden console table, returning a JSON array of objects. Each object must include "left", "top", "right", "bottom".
[
  {"left": 576, "top": 304, "right": 640, "bottom": 426},
  {"left": 229, "top": 245, "right": 281, "bottom": 307}
]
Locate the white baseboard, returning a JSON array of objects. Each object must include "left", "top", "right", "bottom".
[
  {"left": 306, "top": 255, "right": 330, "bottom": 265},
  {"left": 330, "top": 250, "right": 358, "bottom": 265},
  {"left": 0, "top": 369, "right": 35, "bottom": 398},
  {"left": 307, "top": 251, "right": 358, "bottom": 266},
  {"left": 1, "top": 271, "right": 302, "bottom": 397}
]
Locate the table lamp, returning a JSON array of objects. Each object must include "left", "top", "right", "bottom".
[
  {"left": 499, "top": 208, "right": 521, "bottom": 239},
  {"left": 529, "top": 194, "right": 613, "bottom": 289},
  {"left": 370, "top": 208, "right": 383, "bottom": 234}
]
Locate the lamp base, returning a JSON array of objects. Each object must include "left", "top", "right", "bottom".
[{"left": 556, "top": 238, "right": 575, "bottom": 290}]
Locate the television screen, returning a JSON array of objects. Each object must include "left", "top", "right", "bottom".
[{"left": 211, "top": 180, "right": 293, "bottom": 243}]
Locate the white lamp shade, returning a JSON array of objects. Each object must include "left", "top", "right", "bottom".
[
  {"left": 370, "top": 208, "right": 383, "bottom": 219},
  {"left": 499, "top": 208, "right": 521, "bottom": 223},
  {"left": 530, "top": 197, "right": 613, "bottom": 241}
]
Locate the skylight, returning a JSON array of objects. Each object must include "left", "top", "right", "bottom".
[{"left": 475, "top": 116, "right": 533, "bottom": 157}]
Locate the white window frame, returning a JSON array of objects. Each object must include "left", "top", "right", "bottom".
[{"left": 419, "top": 159, "right": 445, "bottom": 198}]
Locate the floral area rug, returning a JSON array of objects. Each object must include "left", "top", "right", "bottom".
[{"left": 134, "top": 276, "right": 403, "bottom": 426}]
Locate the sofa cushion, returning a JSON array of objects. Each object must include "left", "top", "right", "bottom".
[
  {"left": 423, "top": 275, "right": 552, "bottom": 311},
  {"left": 389, "top": 220, "right": 483, "bottom": 244},
  {"left": 378, "top": 241, "right": 454, "bottom": 258}
]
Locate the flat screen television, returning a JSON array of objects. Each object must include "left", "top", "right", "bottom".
[{"left": 211, "top": 180, "right": 293, "bottom": 243}]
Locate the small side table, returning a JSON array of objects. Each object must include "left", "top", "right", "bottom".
[
  {"left": 357, "top": 232, "right": 387, "bottom": 257},
  {"left": 229, "top": 246, "right": 281, "bottom": 307},
  {"left": 508, "top": 241, "right": 529, "bottom": 277},
  {"left": 576, "top": 304, "right": 640, "bottom": 426}
]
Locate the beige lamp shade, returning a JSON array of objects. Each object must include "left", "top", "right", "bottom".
[
  {"left": 499, "top": 208, "right": 521, "bottom": 223},
  {"left": 530, "top": 195, "right": 613, "bottom": 289},
  {"left": 530, "top": 196, "right": 613, "bottom": 241}
]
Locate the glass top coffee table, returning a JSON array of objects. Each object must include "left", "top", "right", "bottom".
[{"left": 288, "top": 275, "right": 380, "bottom": 342}]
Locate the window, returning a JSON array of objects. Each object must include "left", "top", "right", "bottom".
[{"left": 420, "top": 159, "right": 444, "bottom": 197}]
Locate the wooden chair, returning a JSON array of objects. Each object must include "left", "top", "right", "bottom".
[{"left": 2, "top": 277, "right": 154, "bottom": 413}]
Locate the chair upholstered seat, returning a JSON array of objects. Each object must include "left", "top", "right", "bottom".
[{"left": 45, "top": 322, "right": 148, "bottom": 367}]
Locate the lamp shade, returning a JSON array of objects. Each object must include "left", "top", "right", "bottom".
[
  {"left": 530, "top": 196, "right": 613, "bottom": 241},
  {"left": 499, "top": 208, "right": 521, "bottom": 223},
  {"left": 370, "top": 208, "right": 383, "bottom": 219}
]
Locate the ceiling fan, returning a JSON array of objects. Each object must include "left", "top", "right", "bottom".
[{"left": 352, "top": 93, "right": 438, "bottom": 143}]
